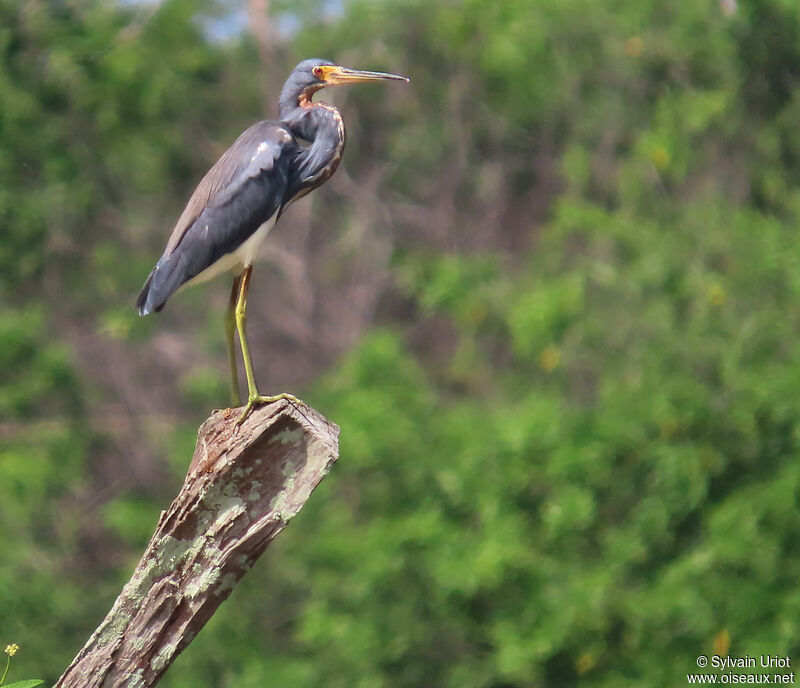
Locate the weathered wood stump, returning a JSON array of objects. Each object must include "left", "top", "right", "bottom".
[{"left": 55, "top": 399, "right": 339, "bottom": 688}]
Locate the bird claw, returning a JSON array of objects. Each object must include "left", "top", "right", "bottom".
[{"left": 235, "top": 393, "right": 304, "bottom": 426}]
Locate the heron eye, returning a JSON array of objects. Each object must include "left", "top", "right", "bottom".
[{"left": 312, "top": 66, "right": 324, "bottom": 79}]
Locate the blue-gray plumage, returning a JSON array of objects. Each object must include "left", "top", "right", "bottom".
[
  {"left": 135, "top": 58, "right": 409, "bottom": 421},
  {"left": 136, "top": 123, "right": 292, "bottom": 315}
]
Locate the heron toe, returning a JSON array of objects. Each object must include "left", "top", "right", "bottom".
[{"left": 235, "top": 392, "right": 305, "bottom": 426}]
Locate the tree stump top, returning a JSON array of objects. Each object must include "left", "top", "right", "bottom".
[{"left": 56, "top": 399, "right": 339, "bottom": 688}]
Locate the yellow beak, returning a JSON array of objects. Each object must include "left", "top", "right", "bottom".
[{"left": 322, "top": 65, "right": 410, "bottom": 85}]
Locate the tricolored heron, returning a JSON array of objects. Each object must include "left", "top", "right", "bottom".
[{"left": 136, "top": 58, "right": 408, "bottom": 421}]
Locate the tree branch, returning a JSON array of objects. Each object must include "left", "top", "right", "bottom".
[{"left": 55, "top": 399, "right": 339, "bottom": 688}]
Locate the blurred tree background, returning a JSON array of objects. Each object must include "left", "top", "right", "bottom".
[{"left": 2, "top": 0, "right": 800, "bottom": 685}]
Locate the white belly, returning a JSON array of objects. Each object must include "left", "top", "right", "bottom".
[{"left": 182, "top": 216, "right": 277, "bottom": 289}]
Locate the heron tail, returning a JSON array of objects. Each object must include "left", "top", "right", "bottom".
[
  {"left": 136, "top": 253, "right": 187, "bottom": 316},
  {"left": 135, "top": 270, "right": 157, "bottom": 316}
]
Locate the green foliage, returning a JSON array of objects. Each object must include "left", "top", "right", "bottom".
[
  {"left": 3, "top": 0, "right": 800, "bottom": 686},
  {"left": 0, "top": 643, "right": 43, "bottom": 688}
]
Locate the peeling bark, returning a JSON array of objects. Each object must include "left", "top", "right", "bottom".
[{"left": 55, "top": 399, "right": 339, "bottom": 688}]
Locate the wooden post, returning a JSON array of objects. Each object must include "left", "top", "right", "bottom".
[{"left": 55, "top": 399, "right": 339, "bottom": 688}]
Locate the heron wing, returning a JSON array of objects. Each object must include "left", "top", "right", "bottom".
[
  {"left": 165, "top": 121, "right": 294, "bottom": 255},
  {"left": 136, "top": 121, "right": 296, "bottom": 315}
]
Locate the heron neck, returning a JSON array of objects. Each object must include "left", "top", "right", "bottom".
[{"left": 282, "top": 103, "right": 346, "bottom": 195}]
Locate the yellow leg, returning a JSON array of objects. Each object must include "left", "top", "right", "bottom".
[
  {"left": 226, "top": 275, "right": 242, "bottom": 406},
  {"left": 234, "top": 266, "right": 301, "bottom": 424}
]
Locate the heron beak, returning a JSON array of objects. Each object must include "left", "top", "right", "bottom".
[{"left": 323, "top": 65, "right": 410, "bottom": 85}]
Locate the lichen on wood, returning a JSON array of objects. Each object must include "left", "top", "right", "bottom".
[{"left": 55, "top": 399, "right": 339, "bottom": 688}]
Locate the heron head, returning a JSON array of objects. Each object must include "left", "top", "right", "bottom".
[{"left": 279, "top": 58, "right": 408, "bottom": 114}]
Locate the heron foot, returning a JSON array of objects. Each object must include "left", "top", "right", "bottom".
[{"left": 235, "top": 392, "right": 304, "bottom": 426}]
